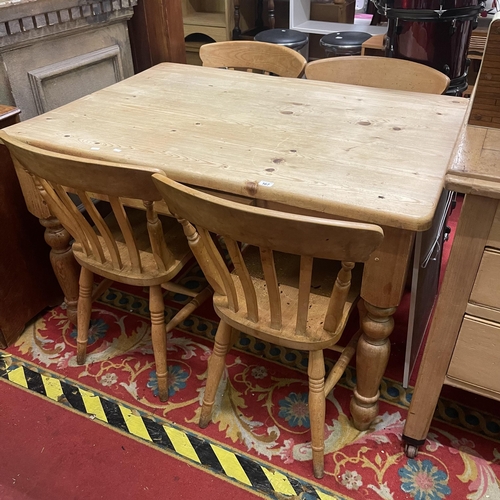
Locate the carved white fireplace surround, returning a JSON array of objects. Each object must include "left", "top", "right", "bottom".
[{"left": 0, "top": 0, "right": 137, "bottom": 119}]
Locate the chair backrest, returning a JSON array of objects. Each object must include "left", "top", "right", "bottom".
[
  {"left": 0, "top": 131, "right": 173, "bottom": 276},
  {"left": 305, "top": 56, "right": 450, "bottom": 94},
  {"left": 152, "top": 174, "right": 384, "bottom": 336},
  {"left": 199, "top": 41, "right": 307, "bottom": 78}
]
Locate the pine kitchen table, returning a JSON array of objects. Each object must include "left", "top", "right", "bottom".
[{"left": 1, "top": 62, "right": 469, "bottom": 429}]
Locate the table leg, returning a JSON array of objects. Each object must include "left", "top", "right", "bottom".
[
  {"left": 40, "top": 216, "right": 80, "bottom": 325},
  {"left": 350, "top": 226, "right": 414, "bottom": 430},
  {"left": 351, "top": 301, "right": 396, "bottom": 430}
]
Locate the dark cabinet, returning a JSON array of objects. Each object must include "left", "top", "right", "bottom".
[{"left": 0, "top": 106, "right": 62, "bottom": 347}]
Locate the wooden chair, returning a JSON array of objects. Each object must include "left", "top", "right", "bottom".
[
  {"left": 0, "top": 132, "right": 212, "bottom": 402},
  {"left": 151, "top": 173, "right": 384, "bottom": 478},
  {"left": 199, "top": 41, "right": 307, "bottom": 77},
  {"left": 305, "top": 55, "right": 450, "bottom": 94}
]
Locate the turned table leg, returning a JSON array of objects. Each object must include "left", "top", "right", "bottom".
[
  {"left": 40, "top": 216, "right": 80, "bottom": 325},
  {"left": 352, "top": 226, "right": 414, "bottom": 430},
  {"left": 350, "top": 301, "right": 396, "bottom": 430}
]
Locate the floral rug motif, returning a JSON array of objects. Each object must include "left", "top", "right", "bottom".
[{"left": 5, "top": 263, "right": 500, "bottom": 500}]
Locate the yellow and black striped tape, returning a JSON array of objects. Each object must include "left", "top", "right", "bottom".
[{"left": 0, "top": 356, "right": 344, "bottom": 500}]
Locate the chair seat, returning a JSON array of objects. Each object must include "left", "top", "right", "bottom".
[
  {"left": 74, "top": 207, "right": 192, "bottom": 286},
  {"left": 214, "top": 248, "right": 360, "bottom": 350}
]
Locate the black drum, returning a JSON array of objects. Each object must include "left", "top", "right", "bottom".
[{"left": 372, "top": 0, "right": 484, "bottom": 94}]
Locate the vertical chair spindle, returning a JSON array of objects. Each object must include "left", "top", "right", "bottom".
[
  {"left": 296, "top": 255, "right": 314, "bottom": 335},
  {"left": 78, "top": 190, "right": 122, "bottom": 270},
  {"left": 199, "top": 227, "right": 238, "bottom": 312},
  {"left": 109, "top": 196, "right": 142, "bottom": 273},
  {"left": 176, "top": 217, "right": 225, "bottom": 295},
  {"left": 225, "top": 238, "right": 259, "bottom": 322},
  {"left": 260, "top": 247, "right": 281, "bottom": 330},
  {"left": 52, "top": 184, "right": 106, "bottom": 264}
]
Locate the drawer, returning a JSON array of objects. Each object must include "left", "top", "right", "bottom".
[
  {"left": 470, "top": 248, "right": 500, "bottom": 310},
  {"left": 448, "top": 315, "right": 500, "bottom": 393}
]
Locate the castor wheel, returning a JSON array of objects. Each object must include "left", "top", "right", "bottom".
[{"left": 405, "top": 444, "right": 418, "bottom": 458}]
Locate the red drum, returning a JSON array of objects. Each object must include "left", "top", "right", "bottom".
[{"left": 372, "top": 0, "right": 483, "bottom": 94}]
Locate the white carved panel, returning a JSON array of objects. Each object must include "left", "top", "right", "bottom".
[{"left": 28, "top": 45, "right": 124, "bottom": 114}]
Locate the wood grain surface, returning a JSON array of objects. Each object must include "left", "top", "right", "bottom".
[
  {"left": 2, "top": 63, "right": 468, "bottom": 231},
  {"left": 447, "top": 13, "right": 500, "bottom": 195}
]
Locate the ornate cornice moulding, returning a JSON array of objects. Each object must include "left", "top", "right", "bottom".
[{"left": 0, "top": 0, "right": 138, "bottom": 47}]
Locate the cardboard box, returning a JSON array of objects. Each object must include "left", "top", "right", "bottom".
[{"left": 310, "top": 0, "right": 355, "bottom": 24}]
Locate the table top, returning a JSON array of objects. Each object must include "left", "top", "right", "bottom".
[
  {"left": 446, "top": 13, "right": 500, "bottom": 199},
  {"left": 4, "top": 63, "right": 469, "bottom": 231},
  {"left": 447, "top": 124, "right": 500, "bottom": 198},
  {"left": 0, "top": 105, "right": 19, "bottom": 121}
]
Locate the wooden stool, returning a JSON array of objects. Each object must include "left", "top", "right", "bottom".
[{"left": 0, "top": 107, "right": 62, "bottom": 347}]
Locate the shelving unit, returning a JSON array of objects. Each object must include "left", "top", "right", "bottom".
[
  {"left": 182, "top": 0, "right": 259, "bottom": 64},
  {"left": 290, "top": 0, "right": 386, "bottom": 35},
  {"left": 182, "top": 0, "right": 233, "bottom": 42}
]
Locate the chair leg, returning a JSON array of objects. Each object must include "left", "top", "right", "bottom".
[
  {"left": 199, "top": 320, "right": 233, "bottom": 429},
  {"left": 76, "top": 267, "right": 94, "bottom": 365},
  {"left": 150, "top": 285, "right": 168, "bottom": 402},
  {"left": 308, "top": 349, "right": 326, "bottom": 479}
]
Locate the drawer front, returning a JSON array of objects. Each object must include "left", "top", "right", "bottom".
[
  {"left": 487, "top": 204, "right": 500, "bottom": 250},
  {"left": 448, "top": 315, "right": 500, "bottom": 393},
  {"left": 470, "top": 249, "right": 500, "bottom": 310}
]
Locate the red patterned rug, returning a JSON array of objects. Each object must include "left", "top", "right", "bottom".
[{"left": 3, "top": 255, "right": 500, "bottom": 499}]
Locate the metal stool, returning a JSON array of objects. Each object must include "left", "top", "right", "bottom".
[
  {"left": 320, "top": 31, "right": 372, "bottom": 57},
  {"left": 255, "top": 29, "right": 309, "bottom": 60}
]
